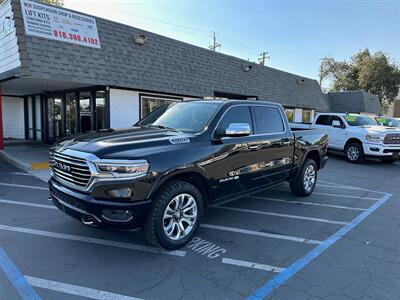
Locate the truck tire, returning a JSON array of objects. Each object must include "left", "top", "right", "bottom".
[
  {"left": 290, "top": 158, "right": 317, "bottom": 197},
  {"left": 345, "top": 142, "right": 364, "bottom": 163},
  {"left": 144, "top": 180, "right": 203, "bottom": 250}
]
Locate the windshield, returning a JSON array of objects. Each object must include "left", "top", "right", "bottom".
[
  {"left": 375, "top": 117, "right": 400, "bottom": 127},
  {"left": 344, "top": 115, "right": 377, "bottom": 126},
  {"left": 136, "top": 102, "right": 222, "bottom": 133}
]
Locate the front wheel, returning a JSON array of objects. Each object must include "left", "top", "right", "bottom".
[
  {"left": 144, "top": 180, "right": 203, "bottom": 250},
  {"left": 345, "top": 142, "right": 365, "bottom": 163},
  {"left": 290, "top": 158, "right": 317, "bottom": 197}
]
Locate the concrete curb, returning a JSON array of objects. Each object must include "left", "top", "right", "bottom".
[{"left": 0, "top": 150, "right": 31, "bottom": 171}]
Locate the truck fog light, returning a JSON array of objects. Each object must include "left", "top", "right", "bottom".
[
  {"left": 107, "top": 188, "right": 133, "bottom": 198},
  {"left": 102, "top": 209, "right": 133, "bottom": 222}
]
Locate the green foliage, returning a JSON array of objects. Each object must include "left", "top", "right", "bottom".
[
  {"left": 39, "top": 0, "right": 64, "bottom": 7},
  {"left": 320, "top": 49, "right": 400, "bottom": 104}
]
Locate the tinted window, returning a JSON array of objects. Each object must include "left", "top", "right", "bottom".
[
  {"left": 218, "top": 106, "right": 253, "bottom": 134},
  {"left": 253, "top": 106, "right": 284, "bottom": 134},
  {"left": 315, "top": 115, "right": 330, "bottom": 125},
  {"left": 331, "top": 116, "right": 344, "bottom": 126}
]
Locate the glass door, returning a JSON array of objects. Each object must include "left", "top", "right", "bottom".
[{"left": 47, "top": 95, "right": 64, "bottom": 143}]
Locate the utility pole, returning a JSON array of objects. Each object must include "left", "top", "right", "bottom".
[
  {"left": 209, "top": 32, "right": 221, "bottom": 51},
  {"left": 258, "top": 51, "right": 270, "bottom": 66}
]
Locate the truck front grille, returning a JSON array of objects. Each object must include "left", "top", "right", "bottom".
[
  {"left": 384, "top": 134, "right": 400, "bottom": 144},
  {"left": 50, "top": 151, "right": 91, "bottom": 188}
]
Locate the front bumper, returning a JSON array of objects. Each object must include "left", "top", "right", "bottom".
[
  {"left": 363, "top": 143, "right": 400, "bottom": 157},
  {"left": 49, "top": 179, "right": 151, "bottom": 229},
  {"left": 320, "top": 155, "right": 328, "bottom": 169}
]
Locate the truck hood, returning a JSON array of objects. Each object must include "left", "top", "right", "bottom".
[
  {"left": 55, "top": 126, "right": 195, "bottom": 158},
  {"left": 356, "top": 125, "right": 400, "bottom": 135}
]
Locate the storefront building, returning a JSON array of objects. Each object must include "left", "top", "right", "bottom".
[{"left": 0, "top": 0, "right": 380, "bottom": 147}]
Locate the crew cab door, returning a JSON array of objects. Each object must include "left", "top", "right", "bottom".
[
  {"left": 211, "top": 105, "right": 261, "bottom": 199},
  {"left": 314, "top": 115, "right": 346, "bottom": 150},
  {"left": 250, "top": 105, "right": 295, "bottom": 183}
]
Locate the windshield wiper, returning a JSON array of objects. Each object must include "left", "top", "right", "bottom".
[{"left": 146, "top": 125, "right": 181, "bottom": 132}]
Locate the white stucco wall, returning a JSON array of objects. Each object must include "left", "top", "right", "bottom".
[
  {"left": 109, "top": 89, "right": 140, "bottom": 128},
  {"left": 2, "top": 96, "right": 24, "bottom": 139},
  {"left": 294, "top": 108, "right": 303, "bottom": 123}
]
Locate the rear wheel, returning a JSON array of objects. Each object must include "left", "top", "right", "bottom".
[
  {"left": 144, "top": 180, "right": 203, "bottom": 250},
  {"left": 290, "top": 158, "right": 317, "bottom": 197},
  {"left": 345, "top": 142, "right": 364, "bottom": 163}
]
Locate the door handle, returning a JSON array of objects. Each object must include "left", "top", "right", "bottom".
[{"left": 248, "top": 145, "right": 262, "bottom": 150}]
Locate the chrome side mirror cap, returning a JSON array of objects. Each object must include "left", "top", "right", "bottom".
[{"left": 225, "top": 123, "right": 251, "bottom": 137}]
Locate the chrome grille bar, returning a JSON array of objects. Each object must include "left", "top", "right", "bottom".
[{"left": 51, "top": 150, "right": 92, "bottom": 188}]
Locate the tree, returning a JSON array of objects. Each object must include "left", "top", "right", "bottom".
[
  {"left": 39, "top": 0, "right": 64, "bottom": 7},
  {"left": 319, "top": 49, "right": 400, "bottom": 104}
]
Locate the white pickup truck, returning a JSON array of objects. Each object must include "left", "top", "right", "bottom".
[{"left": 294, "top": 113, "right": 400, "bottom": 163}]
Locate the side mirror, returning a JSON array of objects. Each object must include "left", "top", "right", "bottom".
[
  {"left": 332, "top": 120, "right": 344, "bottom": 128},
  {"left": 216, "top": 123, "right": 251, "bottom": 138},
  {"left": 225, "top": 123, "right": 251, "bottom": 137}
]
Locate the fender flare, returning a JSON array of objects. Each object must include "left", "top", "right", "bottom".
[{"left": 146, "top": 165, "right": 211, "bottom": 200}]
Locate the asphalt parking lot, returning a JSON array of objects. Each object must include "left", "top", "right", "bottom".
[{"left": 0, "top": 156, "right": 399, "bottom": 300}]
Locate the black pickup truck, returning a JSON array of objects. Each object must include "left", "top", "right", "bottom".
[{"left": 49, "top": 100, "right": 328, "bottom": 249}]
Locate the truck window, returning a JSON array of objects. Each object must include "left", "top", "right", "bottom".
[
  {"left": 217, "top": 106, "right": 253, "bottom": 134},
  {"left": 315, "top": 115, "right": 330, "bottom": 125},
  {"left": 253, "top": 106, "right": 284, "bottom": 134},
  {"left": 330, "top": 116, "right": 344, "bottom": 126}
]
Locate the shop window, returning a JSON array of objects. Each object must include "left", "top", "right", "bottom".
[
  {"left": 96, "top": 91, "right": 106, "bottom": 130},
  {"left": 66, "top": 93, "right": 76, "bottom": 135},
  {"left": 302, "top": 109, "right": 314, "bottom": 123},
  {"left": 140, "top": 95, "right": 182, "bottom": 118},
  {"left": 80, "top": 91, "right": 91, "bottom": 132},
  {"left": 284, "top": 108, "right": 294, "bottom": 122}
]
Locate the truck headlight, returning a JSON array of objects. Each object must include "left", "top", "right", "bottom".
[
  {"left": 95, "top": 160, "right": 149, "bottom": 178},
  {"left": 365, "top": 135, "right": 384, "bottom": 143}
]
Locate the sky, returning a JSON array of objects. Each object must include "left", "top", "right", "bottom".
[{"left": 64, "top": 0, "right": 400, "bottom": 88}]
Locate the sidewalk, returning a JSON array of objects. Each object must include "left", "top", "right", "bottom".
[{"left": 0, "top": 141, "right": 51, "bottom": 182}]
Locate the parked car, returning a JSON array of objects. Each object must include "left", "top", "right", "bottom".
[
  {"left": 374, "top": 116, "right": 400, "bottom": 128},
  {"left": 306, "top": 113, "right": 400, "bottom": 163},
  {"left": 49, "top": 100, "right": 328, "bottom": 250}
]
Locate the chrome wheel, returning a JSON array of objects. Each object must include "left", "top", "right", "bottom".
[
  {"left": 303, "top": 164, "right": 316, "bottom": 192},
  {"left": 347, "top": 146, "right": 360, "bottom": 161},
  {"left": 163, "top": 193, "right": 198, "bottom": 241}
]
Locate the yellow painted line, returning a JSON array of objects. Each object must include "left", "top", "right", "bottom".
[{"left": 30, "top": 162, "right": 49, "bottom": 170}]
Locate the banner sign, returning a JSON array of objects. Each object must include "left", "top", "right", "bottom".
[{"left": 19, "top": 0, "right": 100, "bottom": 48}]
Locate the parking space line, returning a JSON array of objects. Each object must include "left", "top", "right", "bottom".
[
  {"left": 215, "top": 206, "right": 349, "bottom": 225},
  {"left": 0, "top": 199, "right": 57, "bottom": 210},
  {"left": 0, "top": 247, "right": 42, "bottom": 300},
  {"left": 26, "top": 276, "right": 142, "bottom": 300},
  {"left": 250, "top": 196, "right": 366, "bottom": 211},
  {"left": 0, "top": 182, "right": 48, "bottom": 191},
  {"left": 312, "top": 192, "right": 380, "bottom": 201},
  {"left": 12, "top": 172, "right": 31, "bottom": 176},
  {"left": 246, "top": 190, "right": 392, "bottom": 299},
  {"left": 317, "top": 182, "right": 386, "bottom": 194},
  {"left": 201, "top": 224, "right": 322, "bottom": 244},
  {"left": 269, "top": 188, "right": 380, "bottom": 201},
  {"left": 222, "top": 258, "right": 285, "bottom": 273},
  {"left": 0, "top": 224, "right": 186, "bottom": 257}
]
